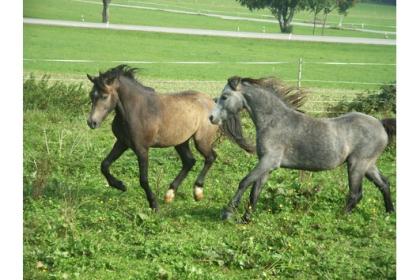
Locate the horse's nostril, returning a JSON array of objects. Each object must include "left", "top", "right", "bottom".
[
  {"left": 209, "top": 115, "right": 214, "bottom": 122},
  {"left": 87, "top": 119, "right": 98, "bottom": 129}
]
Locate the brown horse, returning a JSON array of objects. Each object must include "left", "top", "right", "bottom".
[{"left": 86, "top": 65, "right": 254, "bottom": 210}]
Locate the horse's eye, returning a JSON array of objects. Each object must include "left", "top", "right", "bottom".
[
  {"left": 101, "top": 95, "right": 108, "bottom": 100},
  {"left": 220, "top": 95, "right": 227, "bottom": 101}
]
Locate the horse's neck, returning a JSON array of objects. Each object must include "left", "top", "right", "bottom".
[
  {"left": 244, "top": 90, "right": 296, "bottom": 126},
  {"left": 117, "top": 79, "right": 159, "bottom": 122}
]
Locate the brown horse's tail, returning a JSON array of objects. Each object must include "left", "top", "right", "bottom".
[
  {"left": 381, "top": 118, "right": 396, "bottom": 143},
  {"left": 220, "top": 112, "right": 256, "bottom": 154}
]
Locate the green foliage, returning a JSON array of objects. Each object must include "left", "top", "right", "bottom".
[
  {"left": 327, "top": 83, "right": 396, "bottom": 116},
  {"left": 23, "top": 74, "right": 89, "bottom": 116},
  {"left": 23, "top": 79, "right": 396, "bottom": 279},
  {"left": 236, "top": 0, "right": 306, "bottom": 32},
  {"left": 360, "top": 0, "right": 395, "bottom": 4},
  {"left": 337, "top": 0, "right": 358, "bottom": 15}
]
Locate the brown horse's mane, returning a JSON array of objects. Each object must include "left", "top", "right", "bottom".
[
  {"left": 96, "top": 64, "right": 155, "bottom": 92},
  {"left": 240, "top": 77, "right": 306, "bottom": 111}
]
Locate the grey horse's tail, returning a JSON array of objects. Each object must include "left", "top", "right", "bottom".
[
  {"left": 214, "top": 98, "right": 256, "bottom": 154},
  {"left": 381, "top": 118, "right": 396, "bottom": 143}
]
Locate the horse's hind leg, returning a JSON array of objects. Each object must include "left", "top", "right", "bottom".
[
  {"left": 164, "top": 141, "right": 196, "bottom": 203},
  {"left": 101, "top": 140, "right": 128, "bottom": 191},
  {"left": 365, "top": 166, "right": 394, "bottom": 212},
  {"left": 192, "top": 137, "right": 217, "bottom": 201},
  {"left": 345, "top": 159, "right": 369, "bottom": 212}
]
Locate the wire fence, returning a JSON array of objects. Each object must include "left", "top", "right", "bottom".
[
  {"left": 23, "top": 56, "right": 395, "bottom": 114},
  {"left": 23, "top": 57, "right": 396, "bottom": 87},
  {"left": 23, "top": 74, "right": 392, "bottom": 115}
]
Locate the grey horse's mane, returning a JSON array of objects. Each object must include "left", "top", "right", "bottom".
[{"left": 241, "top": 77, "right": 306, "bottom": 111}]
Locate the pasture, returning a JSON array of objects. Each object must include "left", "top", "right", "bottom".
[
  {"left": 24, "top": 25, "right": 395, "bottom": 90},
  {"left": 24, "top": 76, "right": 396, "bottom": 279},
  {"left": 23, "top": 0, "right": 396, "bottom": 278},
  {"left": 23, "top": 0, "right": 396, "bottom": 38}
]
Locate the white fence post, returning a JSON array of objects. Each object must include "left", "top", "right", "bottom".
[{"left": 297, "top": 58, "right": 303, "bottom": 89}]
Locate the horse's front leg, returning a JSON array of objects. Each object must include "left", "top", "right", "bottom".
[
  {"left": 135, "top": 148, "right": 159, "bottom": 211},
  {"left": 101, "top": 139, "right": 128, "bottom": 191},
  {"left": 222, "top": 156, "right": 278, "bottom": 221},
  {"left": 241, "top": 172, "right": 269, "bottom": 223}
]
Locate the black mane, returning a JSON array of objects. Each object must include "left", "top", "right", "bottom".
[{"left": 96, "top": 64, "right": 155, "bottom": 92}]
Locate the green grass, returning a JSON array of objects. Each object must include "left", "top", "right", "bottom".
[
  {"left": 23, "top": 0, "right": 395, "bottom": 39},
  {"left": 23, "top": 25, "right": 395, "bottom": 90},
  {"left": 23, "top": 77, "right": 396, "bottom": 279},
  {"left": 23, "top": 1, "right": 397, "bottom": 277}
]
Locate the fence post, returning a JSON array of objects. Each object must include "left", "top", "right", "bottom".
[{"left": 297, "top": 58, "right": 303, "bottom": 89}]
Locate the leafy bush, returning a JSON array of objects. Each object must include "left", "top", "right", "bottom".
[
  {"left": 24, "top": 74, "right": 89, "bottom": 116},
  {"left": 327, "top": 83, "right": 396, "bottom": 116}
]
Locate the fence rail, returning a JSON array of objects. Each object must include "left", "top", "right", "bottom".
[{"left": 23, "top": 57, "right": 396, "bottom": 87}]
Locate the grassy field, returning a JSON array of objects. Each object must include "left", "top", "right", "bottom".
[
  {"left": 24, "top": 25, "right": 395, "bottom": 90},
  {"left": 23, "top": 1, "right": 397, "bottom": 278},
  {"left": 23, "top": 0, "right": 395, "bottom": 39},
  {"left": 23, "top": 77, "right": 396, "bottom": 279}
]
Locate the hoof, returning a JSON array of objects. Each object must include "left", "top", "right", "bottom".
[
  {"left": 386, "top": 206, "right": 395, "bottom": 213},
  {"left": 240, "top": 212, "right": 252, "bottom": 224},
  {"left": 164, "top": 189, "right": 175, "bottom": 203},
  {"left": 111, "top": 180, "right": 127, "bottom": 192},
  {"left": 193, "top": 187, "right": 204, "bottom": 201},
  {"left": 221, "top": 209, "right": 234, "bottom": 220}
]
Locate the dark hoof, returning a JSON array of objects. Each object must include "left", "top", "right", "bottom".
[
  {"left": 111, "top": 180, "right": 127, "bottom": 192},
  {"left": 240, "top": 213, "right": 252, "bottom": 224},
  {"left": 344, "top": 205, "right": 355, "bottom": 213},
  {"left": 386, "top": 206, "right": 395, "bottom": 213},
  {"left": 221, "top": 209, "right": 234, "bottom": 221}
]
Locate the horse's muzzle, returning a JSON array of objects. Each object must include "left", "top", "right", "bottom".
[
  {"left": 209, "top": 115, "right": 221, "bottom": 125},
  {"left": 87, "top": 118, "right": 99, "bottom": 129}
]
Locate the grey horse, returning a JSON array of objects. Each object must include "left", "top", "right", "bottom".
[{"left": 209, "top": 76, "right": 395, "bottom": 222}]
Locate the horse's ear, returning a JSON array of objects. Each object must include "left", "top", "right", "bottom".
[
  {"left": 86, "top": 74, "right": 95, "bottom": 83},
  {"left": 228, "top": 76, "right": 241, "bottom": 90}
]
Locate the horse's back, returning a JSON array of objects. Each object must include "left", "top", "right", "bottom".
[{"left": 159, "top": 90, "right": 215, "bottom": 119}]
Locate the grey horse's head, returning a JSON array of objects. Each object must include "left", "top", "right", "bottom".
[{"left": 209, "top": 76, "right": 246, "bottom": 125}]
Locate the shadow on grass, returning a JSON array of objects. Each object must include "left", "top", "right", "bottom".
[{"left": 163, "top": 203, "right": 223, "bottom": 223}]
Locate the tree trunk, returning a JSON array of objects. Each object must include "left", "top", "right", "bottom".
[
  {"left": 313, "top": 13, "right": 317, "bottom": 35},
  {"left": 276, "top": 7, "right": 295, "bottom": 33},
  {"left": 102, "top": 0, "right": 111, "bottom": 23},
  {"left": 338, "top": 14, "right": 344, "bottom": 29},
  {"left": 322, "top": 13, "right": 328, "bottom": 35}
]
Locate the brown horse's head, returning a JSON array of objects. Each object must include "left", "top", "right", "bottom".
[{"left": 86, "top": 73, "right": 120, "bottom": 129}]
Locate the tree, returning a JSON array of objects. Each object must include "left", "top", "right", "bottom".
[
  {"left": 337, "top": 0, "right": 357, "bottom": 28},
  {"left": 236, "top": 0, "right": 306, "bottom": 33},
  {"left": 102, "top": 0, "right": 111, "bottom": 23},
  {"left": 306, "top": 0, "right": 328, "bottom": 35},
  {"left": 320, "top": 0, "right": 338, "bottom": 35}
]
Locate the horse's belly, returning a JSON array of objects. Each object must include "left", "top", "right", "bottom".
[
  {"left": 153, "top": 128, "right": 196, "bottom": 147},
  {"left": 281, "top": 147, "right": 346, "bottom": 171}
]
